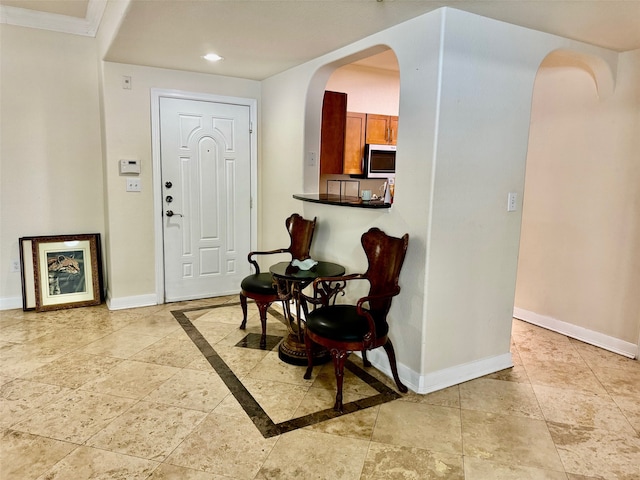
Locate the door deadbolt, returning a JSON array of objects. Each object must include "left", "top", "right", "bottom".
[
  {"left": 165, "top": 195, "right": 173, "bottom": 203},
  {"left": 165, "top": 181, "right": 172, "bottom": 189}
]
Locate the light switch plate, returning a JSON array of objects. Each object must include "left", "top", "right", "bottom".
[{"left": 307, "top": 151, "right": 317, "bottom": 167}]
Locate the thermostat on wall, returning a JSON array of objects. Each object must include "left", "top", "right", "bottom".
[{"left": 119, "top": 159, "right": 140, "bottom": 175}]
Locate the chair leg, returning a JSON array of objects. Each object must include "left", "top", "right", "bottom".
[
  {"left": 303, "top": 331, "right": 314, "bottom": 380},
  {"left": 362, "top": 350, "right": 372, "bottom": 367},
  {"left": 382, "top": 340, "right": 408, "bottom": 393},
  {"left": 239, "top": 293, "right": 248, "bottom": 330},
  {"left": 256, "top": 302, "right": 269, "bottom": 349},
  {"left": 331, "top": 349, "right": 348, "bottom": 412}
]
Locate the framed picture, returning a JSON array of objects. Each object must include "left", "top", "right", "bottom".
[{"left": 27, "top": 234, "right": 103, "bottom": 312}]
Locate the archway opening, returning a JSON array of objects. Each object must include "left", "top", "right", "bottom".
[
  {"left": 513, "top": 49, "right": 638, "bottom": 357},
  {"left": 310, "top": 47, "right": 400, "bottom": 201}
]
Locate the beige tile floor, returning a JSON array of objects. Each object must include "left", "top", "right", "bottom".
[{"left": 1, "top": 296, "right": 639, "bottom": 479}]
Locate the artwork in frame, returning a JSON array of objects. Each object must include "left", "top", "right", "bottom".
[{"left": 28, "top": 234, "right": 103, "bottom": 312}]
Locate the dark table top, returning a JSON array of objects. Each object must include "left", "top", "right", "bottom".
[{"left": 269, "top": 261, "right": 345, "bottom": 281}]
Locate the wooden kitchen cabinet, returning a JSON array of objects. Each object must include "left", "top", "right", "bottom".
[
  {"left": 343, "top": 112, "right": 366, "bottom": 175},
  {"left": 320, "top": 91, "right": 347, "bottom": 175},
  {"left": 319, "top": 91, "right": 398, "bottom": 175},
  {"left": 388, "top": 116, "right": 398, "bottom": 144},
  {"left": 365, "top": 114, "right": 398, "bottom": 145}
]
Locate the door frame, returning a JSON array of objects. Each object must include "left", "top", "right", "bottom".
[{"left": 150, "top": 88, "right": 258, "bottom": 304}]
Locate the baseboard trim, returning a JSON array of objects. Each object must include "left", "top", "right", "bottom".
[
  {"left": 1, "top": 293, "right": 160, "bottom": 312},
  {"left": 513, "top": 307, "right": 638, "bottom": 359},
  {"left": 0, "top": 296, "right": 23, "bottom": 311},
  {"left": 107, "top": 293, "right": 158, "bottom": 311},
  {"left": 361, "top": 349, "right": 513, "bottom": 395}
]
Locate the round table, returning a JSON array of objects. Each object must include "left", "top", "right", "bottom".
[{"left": 270, "top": 261, "right": 345, "bottom": 365}]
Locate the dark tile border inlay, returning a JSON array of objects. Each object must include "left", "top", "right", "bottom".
[
  {"left": 172, "top": 301, "right": 400, "bottom": 438},
  {"left": 235, "top": 332, "right": 283, "bottom": 351}
]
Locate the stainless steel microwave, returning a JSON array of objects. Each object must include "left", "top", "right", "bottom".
[{"left": 365, "top": 144, "right": 396, "bottom": 178}]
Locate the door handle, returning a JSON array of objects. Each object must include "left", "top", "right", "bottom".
[{"left": 166, "top": 210, "right": 183, "bottom": 217}]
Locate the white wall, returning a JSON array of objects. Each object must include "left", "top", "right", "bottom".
[
  {"left": 100, "top": 62, "right": 261, "bottom": 307},
  {"left": 261, "top": 8, "right": 623, "bottom": 392},
  {"left": 515, "top": 49, "right": 640, "bottom": 356},
  {"left": 326, "top": 62, "right": 400, "bottom": 115},
  {"left": 0, "top": 24, "right": 105, "bottom": 309}
]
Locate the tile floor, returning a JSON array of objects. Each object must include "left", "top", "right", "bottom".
[{"left": 1, "top": 296, "right": 639, "bottom": 479}]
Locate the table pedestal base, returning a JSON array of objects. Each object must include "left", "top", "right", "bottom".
[
  {"left": 269, "top": 260, "right": 346, "bottom": 367},
  {"left": 278, "top": 334, "right": 331, "bottom": 366}
]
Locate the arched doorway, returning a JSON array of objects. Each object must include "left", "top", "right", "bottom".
[
  {"left": 302, "top": 45, "right": 400, "bottom": 197},
  {"left": 514, "top": 49, "right": 638, "bottom": 358}
]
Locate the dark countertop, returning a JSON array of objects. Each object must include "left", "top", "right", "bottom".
[{"left": 293, "top": 194, "right": 391, "bottom": 209}]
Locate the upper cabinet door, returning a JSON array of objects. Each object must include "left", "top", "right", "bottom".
[
  {"left": 320, "top": 91, "right": 347, "bottom": 175},
  {"left": 365, "top": 114, "right": 398, "bottom": 145},
  {"left": 365, "top": 114, "right": 391, "bottom": 145},
  {"left": 389, "top": 116, "right": 398, "bottom": 145},
  {"left": 343, "top": 112, "right": 366, "bottom": 175}
]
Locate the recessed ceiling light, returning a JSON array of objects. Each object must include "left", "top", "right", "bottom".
[{"left": 203, "top": 53, "right": 224, "bottom": 62}]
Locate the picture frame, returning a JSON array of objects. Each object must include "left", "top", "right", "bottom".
[{"left": 23, "top": 234, "right": 103, "bottom": 312}]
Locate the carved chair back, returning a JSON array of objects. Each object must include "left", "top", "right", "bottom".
[
  {"left": 286, "top": 213, "right": 317, "bottom": 260},
  {"left": 362, "top": 228, "right": 409, "bottom": 316}
]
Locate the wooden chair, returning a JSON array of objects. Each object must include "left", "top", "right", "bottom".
[
  {"left": 303, "top": 227, "right": 409, "bottom": 412},
  {"left": 239, "top": 213, "right": 317, "bottom": 348}
]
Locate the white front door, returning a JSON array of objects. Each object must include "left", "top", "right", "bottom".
[{"left": 159, "top": 97, "right": 252, "bottom": 302}]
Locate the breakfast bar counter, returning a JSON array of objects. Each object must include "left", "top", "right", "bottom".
[{"left": 293, "top": 194, "right": 391, "bottom": 209}]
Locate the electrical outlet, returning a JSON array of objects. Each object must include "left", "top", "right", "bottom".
[
  {"left": 10, "top": 260, "right": 20, "bottom": 273},
  {"left": 126, "top": 178, "right": 141, "bottom": 192}
]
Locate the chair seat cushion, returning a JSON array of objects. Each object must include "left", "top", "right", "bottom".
[
  {"left": 305, "top": 305, "right": 389, "bottom": 343},
  {"left": 241, "top": 273, "right": 277, "bottom": 296}
]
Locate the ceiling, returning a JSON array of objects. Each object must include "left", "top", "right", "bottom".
[{"left": 2, "top": 0, "right": 639, "bottom": 80}]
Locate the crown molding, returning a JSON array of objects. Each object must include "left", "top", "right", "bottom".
[{"left": 0, "top": 0, "right": 106, "bottom": 37}]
